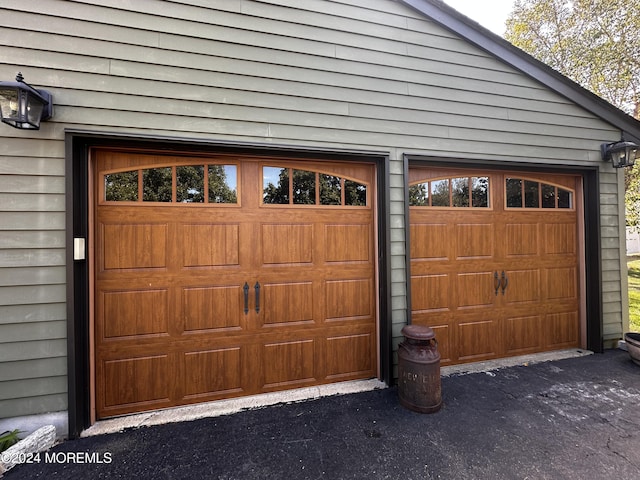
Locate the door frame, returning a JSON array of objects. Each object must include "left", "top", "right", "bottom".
[
  {"left": 66, "top": 131, "right": 393, "bottom": 438},
  {"left": 403, "top": 155, "right": 602, "bottom": 357}
]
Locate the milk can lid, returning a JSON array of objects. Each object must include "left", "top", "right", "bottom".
[{"left": 401, "top": 324, "right": 435, "bottom": 340}]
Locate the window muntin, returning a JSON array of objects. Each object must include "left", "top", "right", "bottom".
[
  {"left": 506, "top": 177, "right": 573, "bottom": 209},
  {"left": 102, "top": 164, "right": 238, "bottom": 204},
  {"left": 262, "top": 166, "right": 368, "bottom": 207},
  {"left": 409, "top": 176, "right": 490, "bottom": 208}
]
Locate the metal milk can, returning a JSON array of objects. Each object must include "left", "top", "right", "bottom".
[{"left": 398, "top": 324, "right": 442, "bottom": 413}]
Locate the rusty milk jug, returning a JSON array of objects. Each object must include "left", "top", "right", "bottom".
[{"left": 398, "top": 324, "right": 442, "bottom": 413}]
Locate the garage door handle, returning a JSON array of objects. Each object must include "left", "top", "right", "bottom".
[
  {"left": 243, "top": 282, "right": 249, "bottom": 314},
  {"left": 254, "top": 282, "right": 261, "bottom": 314},
  {"left": 500, "top": 271, "right": 509, "bottom": 295},
  {"left": 494, "top": 271, "right": 500, "bottom": 296}
]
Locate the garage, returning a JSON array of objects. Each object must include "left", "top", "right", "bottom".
[
  {"left": 6, "top": 0, "right": 640, "bottom": 439},
  {"left": 93, "top": 149, "right": 378, "bottom": 418},
  {"left": 409, "top": 167, "right": 581, "bottom": 365}
]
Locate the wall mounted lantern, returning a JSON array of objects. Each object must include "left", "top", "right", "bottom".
[
  {"left": 0, "top": 72, "right": 53, "bottom": 130},
  {"left": 601, "top": 139, "right": 638, "bottom": 168}
]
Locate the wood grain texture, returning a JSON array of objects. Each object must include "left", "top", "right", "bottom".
[
  {"left": 410, "top": 167, "right": 580, "bottom": 365},
  {"left": 94, "top": 149, "right": 377, "bottom": 417}
]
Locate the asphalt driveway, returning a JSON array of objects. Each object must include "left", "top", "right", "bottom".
[{"left": 6, "top": 349, "right": 640, "bottom": 479}]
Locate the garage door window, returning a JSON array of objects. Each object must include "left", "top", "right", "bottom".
[
  {"left": 103, "top": 164, "right": 238, "bottom": 204},
  {"left": 104, "top": 171, "right": 138, "bottom": 201},
  {"left": 263, "top": 166, "right": 367, "bottom": 206},
  {"left": 409, "top": 176, "right": 490, "bottom": 208},
  {"left": 506, "top": 178, "right": 573, "bottom": 209}
]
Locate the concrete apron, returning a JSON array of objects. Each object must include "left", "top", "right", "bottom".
[{"left": 82, "top": 348, "right": 591, "bottom": 437}]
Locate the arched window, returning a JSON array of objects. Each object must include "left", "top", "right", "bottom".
[
  {"left": 505, "top": 177, "right": 573, "bottom": 209},
  {"left": 409, "top": 176, "right": 490, "bottom": 208},
  {"left": 262, "top": 166, "right": 367, "bottom": 206},
  {"left": 103, "top": 164, "right": 238, "bottom": 204}
]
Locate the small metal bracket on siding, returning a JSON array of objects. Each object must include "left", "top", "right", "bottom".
[{"left": 73, "top": 237, "right": 86, "bottom": 261}]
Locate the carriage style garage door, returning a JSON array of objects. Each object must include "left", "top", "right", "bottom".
[
  {"left": 94, "top": 149, "right": 377, "bottom": 418},
  {"left": 409, "top": 167, "right": 581, "bottom": 366}
]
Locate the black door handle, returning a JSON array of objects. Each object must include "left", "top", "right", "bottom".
[
  {"left": 254, "top": 281, "right": 261, "bottom": 314},
  {"left": 494, "top": 271, "right": 500, "bottom": 296},
  {"left": 243, "top": 282, "right": 249, "bottom": 314},
  {"left": 500, "top": 271, "right": 509, "bottom": 295}
]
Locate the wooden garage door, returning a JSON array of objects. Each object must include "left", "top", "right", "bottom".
[
  {"left": 94, "top": 149, "right": 377, "bottom": 418},
  {"left": 409, "top": 167, "right": 580, "bottom": 365}
]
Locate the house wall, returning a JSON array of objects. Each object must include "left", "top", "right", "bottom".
[{"left": 0, "top": 0, "right": 624, "bottom": 422}]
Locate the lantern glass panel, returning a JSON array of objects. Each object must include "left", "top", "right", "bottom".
[
  {"left": 627, "top": 147, "right": 637, "bottom": 166},
  {"left": 0, "top": 87, "right": 19, "bottom": 120},
  {"left": 26, "top": 93, "right": 45, "bottom": 127}
]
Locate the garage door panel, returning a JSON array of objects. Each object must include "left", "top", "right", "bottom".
[
  {"left": 262, "top": 340, "right": 316, "bottom": 389},
  {"left": 546, "top": 267, "right": 577, "bottom": 300},
  {"left": 102, "top": 223, "right": 168, "bottom": 270},
  {"left": 411, "top": 274, "right": 450, "bottom": 312},
  {"left": 455, "top": 224, "right": 494, "bottom": 259},
  {"left": 503, "top": 270, "right": 541, "bottom": 304},
  {"left": 504, "top": 223, "right": 539, "bottom": 257},
  {"left": 545, "top": 312, "right": 579, "bottom": 348},
  {"left": 457, "top": 320, "right": 498, "bottom": 361},
  {"left": 182, "top": 347, "right": 243, "bottom": 399},
  {"left": 456, "top": 272, "right": 496, "bottom": 309},
  {"left": 545, "top": 223, "right": 576, "bottom": 255},
  {"left": 262, "top": 282, "right": 314, "bottom": 326},
  {"left": 182, "top": 286, "right": 242, "bottom": 331},
  {"left": 102, "top": 289, "right": 169, "bottom": 339},
  {"left": 102, "top": 355, "right": 171, "bottom": 409},
  {"left": 410, "top": 223, "right": 449, "bottom": 261},
  {"left": 325, "top": 224, "right": 370, "bottom": 262},
  {"left": 325, "top": 279, "right": 372, "bottom": 320},
  {"left": 182, "top": 224, "right": 239, "bottom": 267},
  {"left": 261, "top": 224, "right": 313, "bottom": 264},
  {"left": 325, "top": 332, "right": 375, "bottom": 380},
  {"left": 503, "top": 315, "right": 542, "bottom": 354}
]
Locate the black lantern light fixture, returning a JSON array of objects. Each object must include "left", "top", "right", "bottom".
[
  {"left": 0, "top": 72, "right": 53, "bottom": 130},
  {"left": 601, "top": 139, "right": 639, "bottom": 168}
]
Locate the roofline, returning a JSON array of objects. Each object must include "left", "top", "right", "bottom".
[{"left": 398, "top": 0, "right": 640, "bottom": 144}]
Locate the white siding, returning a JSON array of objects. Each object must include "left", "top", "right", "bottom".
[{"left": 0, "top": 0, "right": 624, "bottom": 418}]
